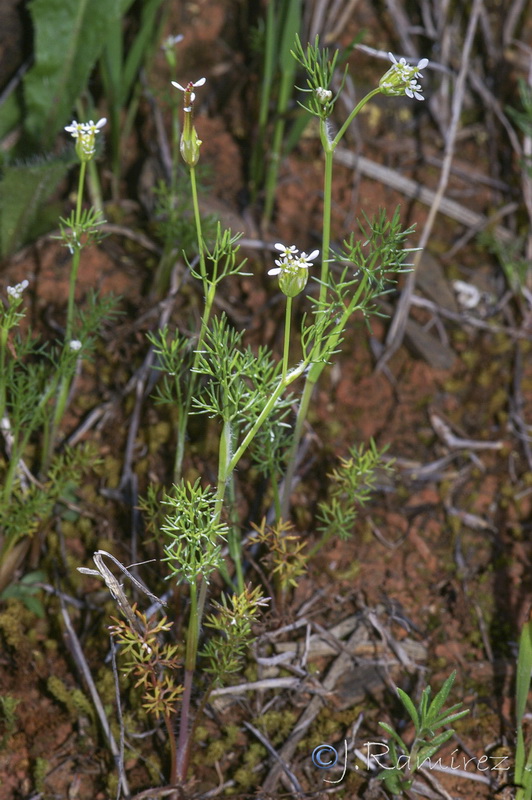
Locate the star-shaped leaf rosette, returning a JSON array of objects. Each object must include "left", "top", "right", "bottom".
[{"left": 268, "top": 243, "right": 319, "bottom": 298}]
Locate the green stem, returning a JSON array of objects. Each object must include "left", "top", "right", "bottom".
[
  {"left": 173, "top": 280, "right": 216, "bottom": 482},
  {"left": 332, "top": 88, "right": 381, "bottom": 147},
  {"left": 282, "top": 296, "right": 292, "bottom": 380},
  {"left": 280, "top": 270, "right": 370, "bottom": 518},
  {"left": 279, "top": 373, "right": 314, "bottom": 520},
  {"left": 278, "top": 90, "right": 382, "bottom": 517},
  {"left": 190, "top": 166, "right": 207, "bottom": 294},
  {"left": 319, "top": 128, "right": 334, "bottom": 305},
  {"left": 41, "top": 162, "right": 87, "bottom": 475},
  {"left": 0, "top": 326, "right": 7, "bottom": 425},
  {"left": 175, "top": 576, "right": 208, "bottom": 782}
]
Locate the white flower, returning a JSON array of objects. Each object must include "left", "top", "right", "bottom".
[
  {"left": 82, "top": 118, "right": 107, "bottom": 136},
  {"left": 65, "top": 118, "right": 106, "bottom": 161},
  {"left": 64, "top": 121, "right": 85, "bottom": 138},
  {"left": 69, "top": 339, "right": 82, "bottom": 351},
  {"left": 405, "top": 80, "right": 425, "bottom": 101},
  {"left": 299, "top": 249, "right": 320, "bottom": 267},
  {"left": 380, "top": 54, "right": 429, "bottom": 101},
  {"left": 7, "top": 279, "right": 29, "bottom": 300},
  {"left": 316, "top": 86, "right": 333, "bottom": 104},
  {"left": 171, "top": 77, "right": 206, "bottom": 106},
  {"left": 268, "top": 244, "right": 319, "bottom": 297},
  {"left": 268, "top": 244, "right": 319, "bottom": 276},
  {"left": 162, "top": 34, "right": 184, "bottom": 48}
]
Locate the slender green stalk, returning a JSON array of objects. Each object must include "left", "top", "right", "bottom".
[
  {"left": 42, "top": 161, "right": 87, "bottom": 475},
  {"left": 261, "top": 0, "right": 302, "bottom": 227},
  {"left": 175, "top": 579, "right": 198, "bottom": 782},
  {"left": 173, "top": 263, "right": 216, "bottom": 482},
  {"left": 332, "top": 88, "right": 381, "bottom": 147},
  {"left": 190, "top": 166, "right": 207, "bottom": 293},
  {"left": 282, "top": 296, "right": 293, "bottom": 379},
  {"left": 0, "top": 327, "right": 7, "bottom": 425},
  {"left": 279, "top": 87, "right": 382, "bottom": 518}
]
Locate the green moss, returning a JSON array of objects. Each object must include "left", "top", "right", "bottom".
[
  {"left": 47, "top": 676, "right": 95, "bottom": 724},
  {"left": 243, "top": 742, "right": 265, "bottom": 766},
  {"left": 204, "top": 738, "right": 228, "bottom": 763},
  {"left": 0, "top": 600, "right": 32, "bottom": 651},
  {"left": 233, "top": 765, "right": 258, "bottom": 789},
  {"left": 33, "top": 757, "right": 48, "bottom": 794},
  {"left": 194, "top": 725, "right": 209, "bottom": 742},
  {"left": 254, "top": 709, "right": 297, "bottom": 745},
  {"left": 146, "top": 421, "right": 172, "bottom": 453}
]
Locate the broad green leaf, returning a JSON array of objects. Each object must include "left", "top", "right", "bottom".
[
  {"left": 0, "top": 89, "right": 23, "bottom": 141},
  {"left": 24, "top": 0, "right": 131, "bottom": 147},
  {"left": 0, "top": 155, "right": 72, "bottom": 256}
]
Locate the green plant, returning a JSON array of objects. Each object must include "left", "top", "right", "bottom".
[
  {"left": 99, "top": 0, "right": 165, "bottom": 197},
  {"left": 75, "top": 33, "right": 431, "bottom": 793},
  {"left": 515, "top": 612, "right": 532, "bottom": 800},
  {"left": 0, "top": 694, "right": 19, "bottom": 748},
  {"left": 312, "top": 440, "right": 393, "bottom": 557},
  {"left": 0, "top": 119, "right": 115, "bottom": 593},
  {"left": 377, "top": 671, "right": 469, "bottom": 795}
]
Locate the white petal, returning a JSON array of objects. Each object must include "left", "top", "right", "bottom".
[
  {"left": 417, "top": 58, "right": 429, "bottom": 70},
  {"left": 274, "top": 242, "right": 286, "bottom": 251},
  {"left": 268, "top": 268, "right": 282, "bottom": 275},
  {"left": 171, "top": 81, "right": 186, "bottom": 92},
  {"left": 307, "top": 249, "right": 319, "bottom": 260},
  {"left": 96, "top": 117, "right": 107, "bottom": 129},
  {"left": 193, "top": 77, "right": 206, "bottom": 87}
]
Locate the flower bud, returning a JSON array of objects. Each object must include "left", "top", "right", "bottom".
[
  {"left": 268, "top": 244, "right": 319, "bottom": 297},
  {"left": 278, "top": 264, "right": 309, "bottom": 298},
  {"left": 180, "top": 112, "right": 202, "bottom": 166}
]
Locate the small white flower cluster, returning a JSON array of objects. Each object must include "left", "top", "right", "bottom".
[
  {"left": 268, "top": 243, "right": 319, "bottom": 298},
  {"left": 315, "top": 86, "right": 333, "bottom": 105},
  {"left": 69, "top": 339, "right": 82, "bottom": 351},
  {"left": 65, "top": 117, "right": 106, "bottom": 160},
  {"left": 380, "top": 54, "right": 429, "bottom": 101},
  {"left": 7, "top": 279, "right": 29, "bottom": 300},
  {"left": 268, "top": 243, "right": 320, "bottom": 277}
]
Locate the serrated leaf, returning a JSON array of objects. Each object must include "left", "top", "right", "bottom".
[{"left": 24, "top": 0, "right": 129, "bottom": 146}]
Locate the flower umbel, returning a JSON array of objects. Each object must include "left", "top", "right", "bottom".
[
  {"left": 65, "top": 118, "right": 107, "bottom": 162},
  {"left": 7, "top": 280, "right": 29, "bottom": 301},
  {"left": 379, "top": 54, "right": 429, "bottom": 101},
  {"left": 268, "top": 243, "right": 319, "bottom": 297},
  {"left": 171, "top": 77, "right": 206, "bottom": 166}
]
